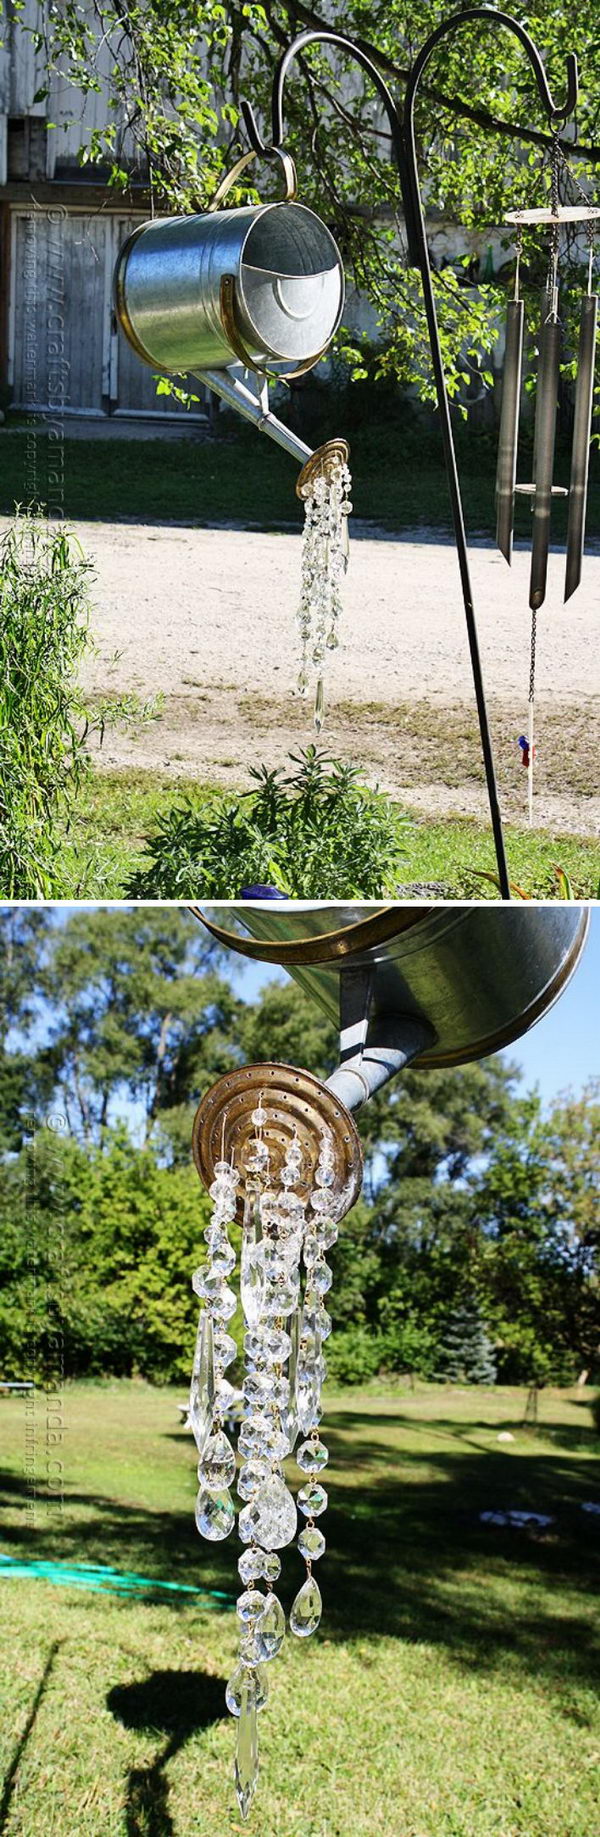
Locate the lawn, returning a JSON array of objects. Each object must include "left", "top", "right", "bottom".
[
  {"left": 59, "top": 766, "right": 600, "bottom": 898},
  {"left": 1, "top": 1380, "right": 598, "bottom": 1837},
  {"left": 4, "top": 418, "right": 600, "bottom": 537}
]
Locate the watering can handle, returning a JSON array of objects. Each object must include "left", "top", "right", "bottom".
[{"left": 207, "top": 146, "right": 298, "bottom": 212}]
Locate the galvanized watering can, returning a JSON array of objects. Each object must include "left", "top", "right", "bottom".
[
  {"left": 114, "top": 152, "right": 345, "bottom": 380},
  {"left": 193, "top": 904, "right": 588, "bottom": 1112}
]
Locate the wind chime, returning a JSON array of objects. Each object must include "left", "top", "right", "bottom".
[
  {"left": 495, "top": 135, "right": 599, "bottom": 822},
  {"left": 114, "top": 153, "right": 353, "bottom": 731},
  {"left": 188, "top": 1061, "right": 363, "bottom": 1820}
]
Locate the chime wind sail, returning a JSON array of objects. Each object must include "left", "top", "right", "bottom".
[
  {"left": 188, "top": 1062, "right": 362, "bottom": 1821},
  {"left": 495, "top": 139, "right": 599, "bottom": 821}
]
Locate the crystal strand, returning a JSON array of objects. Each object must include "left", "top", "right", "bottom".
[
  {"left": 297, "top": 456, "right": 352, "bottom": 729},
  {"left": 192, "top": 1155, "right": 239, "bottom": 1542},
  {"left": 234, "top": 1671, "right": 259, "bottom": 1821},
  {"left": 290, "top": 1132, "right": 339, "bottom": 1640},
  {"left": 228, "top": 1110, "right": 302, "bottom": 1810}
]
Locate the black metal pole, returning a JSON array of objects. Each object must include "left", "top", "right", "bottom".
[{"left": 241, "top": 8, "right": 579, "bottom": 901}]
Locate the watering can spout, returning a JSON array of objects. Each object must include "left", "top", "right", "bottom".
[{"left": 325, "top": 1014, "right": 435, "bottom": 1112}]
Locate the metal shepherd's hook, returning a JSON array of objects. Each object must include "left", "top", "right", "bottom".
[{"left": 242, "top": 7, "right": 579, "bottom": 902}]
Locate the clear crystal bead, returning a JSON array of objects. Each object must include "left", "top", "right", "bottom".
[
  {"left": 214, "top": 1159, "right": 239, "bottom": 1181},
  {"left": 236, "top": 1588, "right": 266, "bottom": 1624},
  {"left": 226, "top": 1664, "right": 268, "bottom": 1717},
  {"left": 251, "top": 1107, "right": 268, "bottom": 1128},
  {"left": 315, "top": 1165, "right": 335, "bottom": 1188},
  {"left": 310, "top": 1190, "right": 332, "bottom": 1213},
  {"left": 298, "top": 1525, "right": 326, "bottom": 1561},
  {"left": 296, "top": 1438, "right": 329, "bottom": 1474},
  {"left": 234, "top": 1673, "right": 259, "bottom": 1819},
  {"left": 213, "top": 1328, "right": 237, "bottom": 1371},
  {"left": 316, "top": 1219, "right": 338, "bottom": 1251},
  {"left": 208, "top": 1235, "right": 236, "bottom": 1279},
  {"left": 194, "top": 1485, "right": 234, "bottom": 1540},
  {"left": 245, "top": 1141, "right": 270, "bottom": 1173},
  {"left": 264, "top": 1273, "right": 300, "bottom": 1319},
  {"left": 189, "top": 1310, "right": 215, "bottom": 1456},
  {"left": 312, "top": 1261, "right": 333, "bottom": 1295},
  {"left": 256, "top": 1591, "right": 285, "bottom": 1662},
  {"left": 237, "top": 1459, "right": 270, "bottom": 1501},
  {"left": 209, "top": 1282, "right": 238, "bottom": 1322},
  {"left": 246, "top": 1327, "right": 292, "bottom": 1365},
  {"left": 242, "top": 1371, "right": 270, "bottom": 1405},
  {"left": 198, "top": 1428, "right": 236, "bottom": 1490},
  {"left": 263, "top": 1246, "right": 289, "bottom": 1283},
  {"left": 238, "top": 1473, "right": 298, "bottom": 1550},
  {"left": 290, "top": 1574, "right": 322, "bottom": 1638},
  {"left": 238, "top": 1547, "right": 281, "bottom": 1585},
  {"left": 298, "top": 1481, "right": 328, "bottom": 1517}
]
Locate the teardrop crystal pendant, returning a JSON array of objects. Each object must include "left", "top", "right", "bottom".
[
  {"left": 189, "top": 1310, "right": 215, "bottom": 1457},
  {"left": 234, "top": 1673, "right": 260, "bottom": 1820},
  {"left": 290, "top": 1574, "right": 322, "bottom": 1638},
  {"left": 256, "top": 1592, "right": 286, "bottom": 1662},
  {"left": 238, "top": 1473, "right": 298, "bottom": 1550},
  {"left": 199, "top": 1428, "right": 236, "bottom": 1490},
  {"left": 194, "top": 1486, "right": 235, "bottom": 1541}
]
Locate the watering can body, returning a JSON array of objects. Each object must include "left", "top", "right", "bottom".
[
  {"left": 195, "top": 904, "right": 588, "bottom": 1067},
  {"left": 114, "top": 202, "right": 345, "bottom": 378}
]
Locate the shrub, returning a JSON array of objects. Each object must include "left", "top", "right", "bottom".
[
  {"left": 127, "top": 746, "right": 410, "bottom": 898},
  {"left": 326, "top": 1324, "right": 385, "bottom": 1387},
  {"left": 0, "top": 516, "right": 93, "bottom": 896}
]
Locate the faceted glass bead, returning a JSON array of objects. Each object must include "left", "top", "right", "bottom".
[
  {"left": 245, "top": 1327, "right": 292, "bottom": 1365},
  {"left": 290, "top": 1574, "right": 322, "bottom": 1638},
  {"left": 264, "top": 1273, "right": 300, "bottom": 1319},
  {"left": 209, "top": 1173, "right": 237, "bottom": 1201},
  {"left": 238, "top": 1474, "right": 298, "bottom": 1550},
  {"left": 238, "top": 1625, "right": 263, "bottom": 1666},
  {"left": 245, "top": 1141, "right": 270, "bottom": 1173},
  {"left": 194, "top": 1485, "right": 234, "bottom": 1540},
  {"left": 280, "top": 1165, "right": 299, "bottom": 1188},
  {"left": 213, "top": 1328, "right": 237, "bottom": 1371},
  {"left": 313, "top": 1261, "right": 333, "bottom": 1295},
  {"left": 256, "top": 1591, "right": 285, "bottom": 1662},
  {"left": 297, "top": 1438, "right": 329, "bottom": 1474},
  {"left": 316, "top": 1219, "right": 338, "bottom": 1252},
  {"left": 236, "top": 1588, "right": 266, "bottom": 1624},
  {"left": 198, "top": 1428, "right": 236, "bottom": 1490},
  {"left": 315, "top": 1165, "right": 335, "bottom": 1188},
  {"left": 208, "top": 1236, "right": 236, "bottom": 1279},
  {"left": 238, "top": 1546, "right": 281, "bottom": 1585},
  {"left": 263, "top": 1246, "right": 290, "bottom": 1283},
  {"left": 214, "top": 1159, "right": 239, "bottom": 1181},
  {"left": 280, "top": 1190, "right": 304, "bottom": 1217},
  {"left": 234, "top": 1674, "right": 260, "bottom": 1820},
  {"left": 243, "top": 1371, "right": 270, "bottom": 1405},
  {"left": 296, "top": 1372, "right": 321, "bottom": 1437},
  {"left": 315, "top": 1306, "right": 332, "bottom": 1341},
  {"left": 189, "top": 1310, "right": 215, "bottom": 1457},
  {"left": 310, "top": 1190, "right": 332, "bottom": 1213},
  {"left": 250, "top": 1107, "right": 268, "bottom": 1127},
  {"left": 237, "top": 1459, "right": 270, "bottom": 1501},
  {"left": 298, "top": 1481, "right": 328, "bottom": 1518},
  {"left": 298, "top": 1524, "right": 326, "bottom": 1561},
  {"left": 210, "top": 1281, "right": 238, "bottom": 1321},
  {"left": 226, "top": 1663, "right": 268, "bottom": 1718}
]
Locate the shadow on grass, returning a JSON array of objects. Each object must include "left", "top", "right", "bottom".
[
  {"left": 1, "top": 1427, "right": 598, "bottom": 1715},
  {"left": 108, "top": 1669, "right": 226, "bottom": 1837},
  {"left": 0, "top": 1641, "right": 62, "bottom": 1834}
]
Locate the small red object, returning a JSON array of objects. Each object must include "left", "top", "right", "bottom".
[{"left": 518, "top": 734, "right": 536, "bottom": 769}]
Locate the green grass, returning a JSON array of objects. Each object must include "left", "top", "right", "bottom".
[
  {"left": 4, "top": 419, "right": 600, "bottom": 536},
  {"left": 0, "top": 1380, "right": 598, "bottom": 1836},
  {"left": 59, "top": 767, "right": 600, "bottom": 897}
]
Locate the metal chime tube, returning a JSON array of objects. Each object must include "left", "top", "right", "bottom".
[
  {"left": 530, "top": 297, "right": 561, "bottom": 611},
  {"left": 565, "top": 291, "right": 598, "bottom": 602},
  {"left": 496, "top": 299, "right": 524, "bottom": 563}
]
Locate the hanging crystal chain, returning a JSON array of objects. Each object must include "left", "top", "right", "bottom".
[
  {"left": 297, "top": 457, "right": 352, "bottom": 732},
  {"left": 189, "top": 1104, "right": 342, "bottom": 1821}
]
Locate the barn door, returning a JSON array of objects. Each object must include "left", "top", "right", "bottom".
[{"left": 10, "top": 210, "right": 110, "bottom": 412}]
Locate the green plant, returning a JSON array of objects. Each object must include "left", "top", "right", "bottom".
[
  {"left": 470, "top": 864, "right": 600, "bottom": 900},
  {"left": 0, "top": 515, "right": 94, "bottom": 897},
  {"left": 127, "top": 746, "right": 410, "bottom": 898},
  {"left": 591, "top": 1392, "right": 600, "bottom": 1435},
  {"left": 325, "top": 1324, "right": 385, "bottom": 1386}
]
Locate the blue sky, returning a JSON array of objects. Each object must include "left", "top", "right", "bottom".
[{"left": 232, "top": 909, "right": 600, "bottom": 1108}]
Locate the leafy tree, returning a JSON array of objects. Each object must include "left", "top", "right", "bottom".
[{"left": 25, "top": 2, "right": 600, "bottom": 407}]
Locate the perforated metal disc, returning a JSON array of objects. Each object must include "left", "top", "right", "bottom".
[{"left": 192, "top": 1060, "right": 363, "bottom": 1222}]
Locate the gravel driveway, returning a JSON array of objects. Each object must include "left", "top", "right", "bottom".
[{"left": 76, "top": 519, "right": 600, "bottom": 835}]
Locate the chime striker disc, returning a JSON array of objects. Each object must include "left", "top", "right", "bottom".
[
  {"left": 296, "top": 439, "right": 351, "bottom": 500},
  {"left": 192, "top": 1061, "right": 363, "bottom": 1222}
]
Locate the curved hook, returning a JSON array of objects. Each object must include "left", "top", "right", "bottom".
[{"left": 404, "top": 8, "right": 578, "bottom": 132}]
